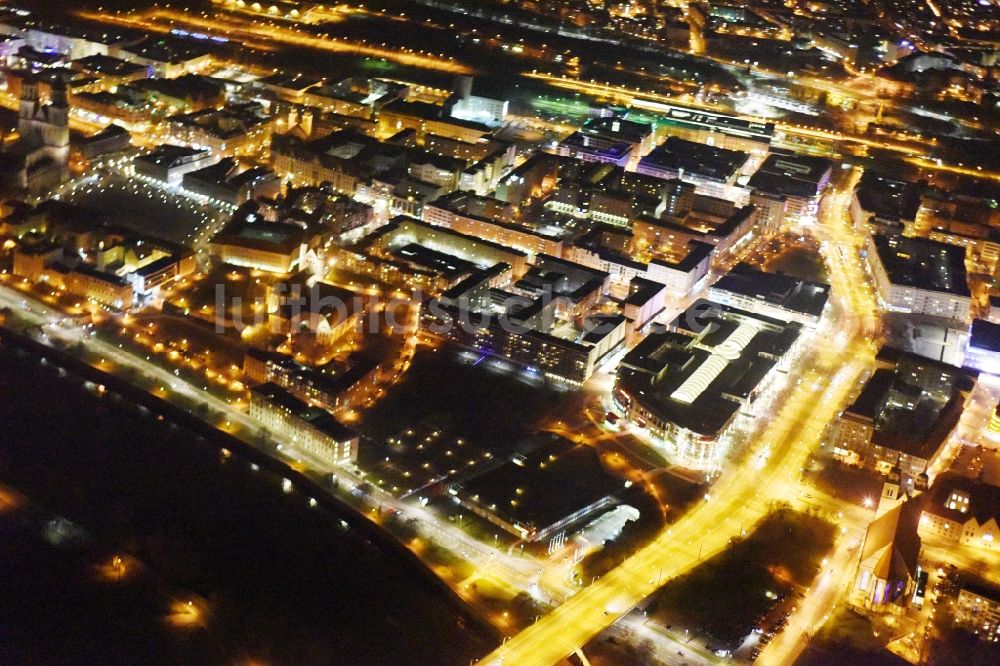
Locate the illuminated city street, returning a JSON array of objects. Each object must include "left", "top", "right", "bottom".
[
  {"left": 479, "top": 170, "right": 881, "bottom": 664},
  {"left": 1, "top": 0, "right": 999, "bottom": 663}
]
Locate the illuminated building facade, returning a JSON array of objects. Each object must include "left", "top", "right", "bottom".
[
  {"left": 267, "top": 275, "right": 363, "bottom": 348},
  {"left": 378, "top": 99, "right": 493, "bottom": 145},
  {"left": 644, "top": 245, "right": 713, "bottom": 299},
  {"left": 297, "top": 77, "right": 408, "bottom": 118},
  {"left": 127, "top": 75, "right": 224, "bottom": 112},
  {"left": 919, "top": 473, "right": 1000, "bottom": 552},
  {"left": 270, "top": 132, "right": 363, "bottom": 195},
  {"left": 557, "top": 116, "right": 654, "bottom": 167},
  {"left": 133, "top": 144, "right": 218, "bottom": 185},
  {"left": 63, "top": 264, "right": 134, "bottom": 310},
  {"left": 749, "top": 190, "right": 786, "bottom": 233},
  {"left": 621, "top": 276, "right": 667, "bottom": 333},
  {"left": 210, "top": 210, "right": 320, "bottom": 274},
  {"left": 448, "top": 76, "right": 508, "bottom": 126},
  {"left": 12, "top": 239, "right": 61, "bottom": 283},
  {"left": 852, "top": 485, "right": 922, "bottom": 615},
  {"left": 77, "top": 124, "right": 132, "bottom": 160},
  {"left": 632, "top": 203, "right": 756, "bottom": 269},
  {"left": 955, "top": 582, "right": 1000, "bottom": 642},
  {"left": 832, "top": 348, "right": 972, "bottom": 479},
  {"left": 636, "top": 136, "right": 749, "bottom": 201},
  {"left": 707, "top": 263, "right": 830, "bottom": 328},
  {"left": 866, "top": 234, "right": 971, "bottom": 323},
  {"left": 0, "top": 75, "right": 70, "bottom": 194},
  {"left": 361, "top": 215, "right": 529, "bottom": 279},
  {"left": 166, "top": 103, "right": 275, "bottom": 157},
  {"left": 244, "top": 349, "right": 383, "bottom": 416},
  {"left": 422, "top": 262, "right": 626, "bottom": 384},
  {"left": 181, "top": 158, "right": 281, "bottom": 207},
  {"left": 495, "top": 153, "right": 559, "bottom": 206},
  {"left": 747, "top": 153, "right": 832, "bottom": 223},
  {"left": 613, "top": 302, "right": 801, "bottom": 470},
  {"left": 423, "top": 192, "right": 563, "bottom": 260},
  {"left": 249, "top": 382, "right": 359, "bottom": 465}
]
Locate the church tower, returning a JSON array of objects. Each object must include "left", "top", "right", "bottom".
[
  {"left": 7, "top": 73, "right": 71, "bottom": 192},
  {"left": 876, "top": 464, "right": 906, "bottom": 517},
  {"left": 43, "top": 78, "right": 70, "bottom": 151},
  {"left": 876, "top": 480, "right": 903, "bottom": 517},
  {"left": 18, "top": 76, "right": 40, "bottom": 138}
]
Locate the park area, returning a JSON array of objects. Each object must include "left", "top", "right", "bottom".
[
  {"left": 358, "top": 348, "right": 571, "bottom": 458},
  {"left": 647, "top": 508, "right": 836, "bottom": 647}
]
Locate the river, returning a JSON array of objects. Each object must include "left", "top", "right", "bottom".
[{"left": 0, "top": 341, "right": 495, "bottom": 665}]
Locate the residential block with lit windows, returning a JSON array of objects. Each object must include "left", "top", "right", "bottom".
[
  {"left": 249, "top": 383, "right": 359, "bottom": 466},
  {"left": 919, "top": 472, "right": 1000, "bottom": 551},
  {"left": 955, "top": 581, "right": 1000, "bottom": 642},
  {"left": 865, "top": 234, "right": 972, "bottom": 323},
  {"left": 832, "top": 347, "right": 974, "bottom": 482}
]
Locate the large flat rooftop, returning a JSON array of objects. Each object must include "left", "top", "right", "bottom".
[
  {"left": 616, "top": 301, "right": 800, "bottom": 437},
  {"left": 855, "top": 171, "right": 922, "bottom": 222},
  {"left": 451, "top": 434, "right": 626, "bottom": 538},
  {"left": 747, "top": 152, "right": 832, "bottom": 198},
  {"left": 710, "top": 262, "right": 830, "bottom": 319},
  {"left": 638, "top": 136, "right": 748, "bottom": 183},
  {"left": 579, "top": 116, "right": 652, "bottom": 144},
  {"left": 134, "top": 144, "right": 209, "bottom": 168},
  {"left": 644, "top": 104, "right": 774, "bottom": 143},
  {"left": 871, "top": 234, "right": 969, "bottom": 296}
]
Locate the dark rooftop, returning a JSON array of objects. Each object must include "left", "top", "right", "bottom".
[
  {"left": 711, "top": 262, "right": 830, "bottom": 318},
  {"left": 72, "top": 54, "right": 148, "bottom": 77},
  {"left": 969, "top": 318, "right": 1000, "bottom": 354},
  {"left": 871, "top": 234, "right": 969, "bottom": 297},
  {"left": 924, "top": 472, "right": 1000, "bottom": 526},
  {"left": 638, "top": 136, "right": 748, "bottom": 183},
  {"left": 80, "top": 123, "right": 131, "bottom": 144},
  {"left": 748, "top": 151, "right": 832, "bottom": 198},
  {"left": 844, "top": 347, "right": 973, "bottom": 458},
  {"left": 135, "top": 143, "right": 210, "bottom": 168},
  {"left": 130, "top": 74, "right": 223, "bottom": 102},
  {"left": 855, "top": 171, "right": 922, "bottom": 222},
  {"left": 580, "top": 116, "right": 652, "bottom": 144},
  {"left": 211, "top": 212, "right": 311, "bottom": 255},
  {"left": 452, "top": 434, "right": 626, "bottom": 535},
  {"left": 392, "top": 243, "right": 479, "bottom": 280},
  {"left": 623, "top": 276, "right": 667, "bottom": 307}
]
